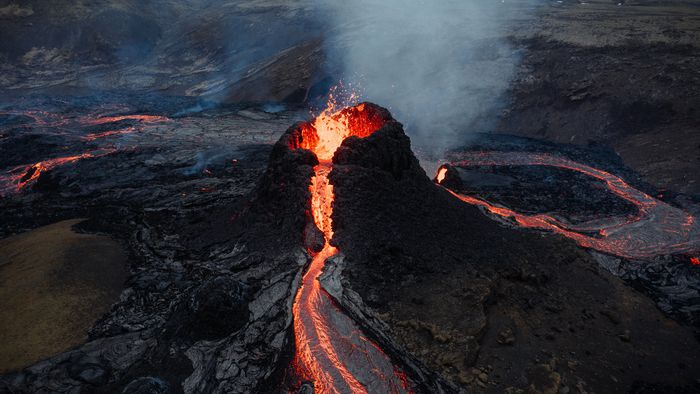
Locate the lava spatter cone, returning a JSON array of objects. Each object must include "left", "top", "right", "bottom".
[
  {"left": 434, "top": 164, "right": 463, "bottom": 190},
  {"left": 275, "top": 102, "right": 416, "bottom": 393}
]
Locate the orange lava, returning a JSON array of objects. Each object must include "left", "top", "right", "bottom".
[
  {"left": 292, "top": 100, "right": 388, "bottom": 163},
  {"left": 437, "top": 152, "right": 700, "bottom": 260},
  {"left": 80, "top": 114, "right": 170, "bottom": 126},
  {"left": 289, "top": 100, "right": 410, "bottom": 393},
  {"left": 1, "top": 150, "right": 116, "bottom": 195},
  {"left": 0, "top": 110, "right": 170, "bottom": 132},
  {"left": 436, "top": 167, "right": 448, "bottom": 183},
  {"left": 82, "top": 127, "right": 137, "bottom": 141}
]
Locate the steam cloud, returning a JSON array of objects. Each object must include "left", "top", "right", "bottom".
[{"left": 317, "top": 0, "right": 535, "bottom": 154}]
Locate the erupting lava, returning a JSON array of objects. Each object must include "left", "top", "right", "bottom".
[
  {"left": 289, "top": 101, "right": 411, "bottom": 393},
  {"left": 436, "top": 151, "right": 700, "bottom": 260}
]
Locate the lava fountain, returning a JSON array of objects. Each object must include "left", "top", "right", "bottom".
[
  {"left": 436, "top": 151, "right": 700, "bottom": 260},
  {"left": 288, "top": 100, "right": 411, "bottom": 393}
]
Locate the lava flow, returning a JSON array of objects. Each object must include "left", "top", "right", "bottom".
[
  {"left": 0, "top": 109, "right": 171, "bottom": 195},
  {"left": 0, "top": 149, "right": 116, "bottom": 195},
  {"left": 437, "top": 151, "right": 700, "bottom": 260},
  {"left": 289, "top": 101, "right": 411, "bottom": 393},
  {"left": 82, "top": 127, "right": 137, "bottom": 141},
  {"left": 79, "top": 114, "right": 170, "bottom": 126}
]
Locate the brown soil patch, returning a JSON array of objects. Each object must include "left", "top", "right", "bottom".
[{"left": 0, "top": 219, "right": 128, "bottom": 373}]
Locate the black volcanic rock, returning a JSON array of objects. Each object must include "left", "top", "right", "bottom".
[
  {"left": 122, "top": 377, "right": 170, "bottom": 394},
  {"left": 2, "top": 100, "right": 699, "bottom": 393},
  {"left": 0, "top": 112, "right": 318, "bottom": 393},
  {"left": 334, "top": 120, "right": 422, "bottom": 179},
  {"left": 166, "top": 277, "right": 251, "bottom": 341},
  {"left": 434, "top": 164, "right": 463, "bottom": 190},
  {"left": 328, "top": 114, "right": 700, "bottom": 392}
]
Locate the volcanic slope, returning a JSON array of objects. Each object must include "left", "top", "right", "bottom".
[{"left": 328, "top": 116, "right": 700, "bottom": 393}]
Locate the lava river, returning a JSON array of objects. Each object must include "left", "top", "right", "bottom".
[
  {"left": 437, "top": 151, "right": 700, "bottom": 260},
  {"left": 289, "top": 102, "right": 411, "bottom": 393}
]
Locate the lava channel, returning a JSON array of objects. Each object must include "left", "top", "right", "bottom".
[
  {"left": 437, "top": 151, "right": 700, "bottom": 260},
  {"left": 289, "top": 101, "right": 411, "bottom": 393}
]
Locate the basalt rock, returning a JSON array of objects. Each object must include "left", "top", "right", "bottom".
[
  {"left": 165, "top": 277, "right": 251, "bottom": 342},
  {"left": 2, "top": 99, "right": 699, "bottom": 393},
  {"left": 328, "top": 108, "right": 700, "bottom": 392},
  {"left": 0, "top": 107, "right": 316, "bottom": 393},
  {"left": 333, "top": 119, "right": 423, "bottom": 179}
]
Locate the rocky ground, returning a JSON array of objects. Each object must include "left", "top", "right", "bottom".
[
  {"left": 330, "top": 126, "right": 700, "bottom": 393},
  {"left": 0, "top": 0, "right": 324, "bottom": 103},
  {"left": 1, "top": 1, "right": 700, "bottom": 393},
  {"left": 0, "top": 96, "right": 698, "bottom": 392},
  {"left": 500, "top": 0, "right": 700, "bottom": 196},
  {"left": 0, "top": 97, "right": 315, "bottom": 392}
]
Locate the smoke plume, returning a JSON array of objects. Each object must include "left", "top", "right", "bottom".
[{"left": 317, "top": 0, "right": 535, "bottom": 154}]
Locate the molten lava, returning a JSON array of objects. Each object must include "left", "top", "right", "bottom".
[
  {"left": 291, "top": 103, "right": 389, "bottom": 162},
  {"left": 436, "top": 167, "right": 448, "bottom": 183},
  {"left": 0, "top": 110, "right": 170, "bottom": 134},
  {"left": 0, "top": 150, "right": 116, "bottom": 195},
  {"left": 0, "top": 109, "right": 170, "bottom": 195},
  {"left": 80, "top": 114, "right": 170, "bottom": 126},
  {"left": 82, "top": 127, "right": 137, "bottom": 141},
  {"left": 436, "top": 152, "right": 700, "bottom": 261},
  {"left": 290, "top": 101, "right": 411, "bottom": 393}
]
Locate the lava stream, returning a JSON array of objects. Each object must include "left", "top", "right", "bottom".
[
  {"left": 0, "top": 149, "right": 116, "bottom": 195},
  {"left": 0, "top": 110, "right": 169, "bottom": 133},
  {"left": 290, "top": 101, "right": 410, "bottom": 393},
  {"left": 437, "top": 151, "right": 700, "bottom": 260},
  {"left": 82, "top": 127, "right": 137, "bottom": 141},
  {"left": 79, "top": 114, "right": 170, "bottom": 126}
]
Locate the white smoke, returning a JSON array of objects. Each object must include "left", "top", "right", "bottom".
[{"left": 317, "top": 0, "right": 537, "bottom": 154}]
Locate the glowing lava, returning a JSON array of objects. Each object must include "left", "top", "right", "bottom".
[
  {"left": 0, "top": 110, "right": 169, "bottom": 135},
  {"left": 0, "top": 109, "right": 170, "bottom": 195},
  {"left": 0, "top": 150, "right": 116, "bottom": 195},
  {"left": 437, "top": 151, "right": 700, "bottom": 260},
  {"left": 436, "top": 167, "right": 448, "bottom": 183},
  {"left": 80, "top": 114, "right": 170, "bottom": 126},
  {"left": 290, "top": 101, "right": 411, "bottom": 393}
]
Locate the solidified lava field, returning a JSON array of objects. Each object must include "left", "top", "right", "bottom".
[
  {"left": 2, "top": 1, "right": 700, "bottom": 394},
  {"left": 1, "top": 97, "right": 698, "bottom": 394}
]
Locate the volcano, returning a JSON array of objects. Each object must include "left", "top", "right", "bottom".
[{"left": 1, "top": 102, "right": 699, "bottom": 394}]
